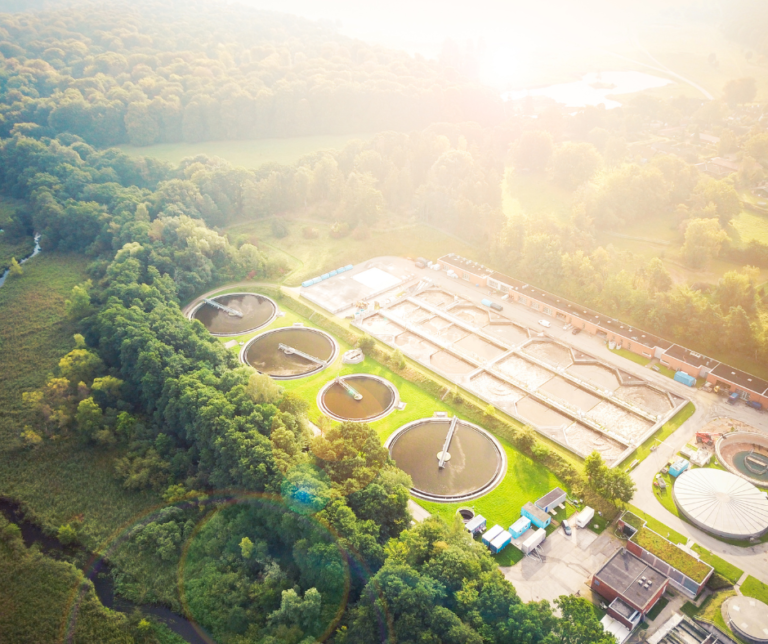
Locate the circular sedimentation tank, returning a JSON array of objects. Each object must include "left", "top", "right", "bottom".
[
  {"left": 241, "top": 326, "right": 337, "bottom": 379},
  {"left": 673, "top": 468, "right": 768, "bottom": 540},
  {"left": 190, "top": 293, "right": 277, "bottom": 336},
  {"left": 317, "top": 374, "right": 398, "bottom": 422},
  {"left": 716, "top": 431, "right": 768, "bottom": 487},
  {"left": 385, "top": 416, "right": 506, "bottom": 502},
  {"left": 723, "top": 595, "right": 768, "bottom": 643}
]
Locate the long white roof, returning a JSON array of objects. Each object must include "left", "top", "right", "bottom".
[{"left": 674, "top": 468, "right": 768, "bottom": 539}]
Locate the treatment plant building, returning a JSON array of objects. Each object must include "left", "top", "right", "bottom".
[{"left": 438, "top": 254, "right": 768, "bottom": 409}]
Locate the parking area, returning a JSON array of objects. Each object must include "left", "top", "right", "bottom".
[{"left": 501, "top": 527, "right": 621, "bottom": 603}]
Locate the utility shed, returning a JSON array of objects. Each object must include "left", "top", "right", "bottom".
[
  {"left": 591, "top": 549, "right": 669, "bottom": 628},
  {"left": 465, "top": 515, "right": 487, "bottom": 536},
  {"left": 481, "top": 524, "right": 505, "bottom": 546},
  {"left": 489, "top": 530, "right": 511, "bottom": 554},
  {"left": 535, "top": 487, "right": 567, "bottom": 513},
  {"left": 509, "top": 516, "right": 531, "bottom": 538},
  {"left": 674, "top": 371, "right": 696, "bottom": 387},
  {"left": 669, "top": 457, "right": 690, "bottom": 477},
  {"left": 521, "top": 502, "right": 551, "bottom": 529}
]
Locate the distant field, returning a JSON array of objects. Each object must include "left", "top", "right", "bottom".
[
  {"left": 227, "top": 219, "right": 481, "bottom": 286},
  {"left": 731, "top": 210, "right": 768, "bottom": 245},
  {"left": 118, "top": 133, "right": 374, "bottom": 168}
]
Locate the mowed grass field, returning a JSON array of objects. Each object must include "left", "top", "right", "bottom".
[
  {"left": 206, "top": 285, "right": 567, "bottom": 533},
  {"left": 228, "top": 219, "right": 481, "bottom": 287},
  {"left": 118, "top": 133, "right": 373, "bottom": 169},
  {"left": 0, "top": 254, "right": 161, "bottom": 546}
]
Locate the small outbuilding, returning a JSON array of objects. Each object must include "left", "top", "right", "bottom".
[
  {"left": 669, "top": 457, "right": 690, "bottom": 477},
  {"left": 521, "top": 502, "right": 551, "bottom": 529},
  {"left": 481, "top": 524, "right": 505, "bottom": 546},
  {"left": 535, "top": 487, "right": 567, "bottom": 513},
  {"left": 509, "top": 516, "right": 531, "bottom": 539},
  {"left": 489, "top": 530, "right": 512, "bottom": 554},
  {"left": 521, "top": 527, "right": 546, "bottom": 555},
  {"left": 465, "top": 514, "right": 487, "bottom": 536},
  {"left": 575, "top": 506, "right": 595, "bottom": 529}
]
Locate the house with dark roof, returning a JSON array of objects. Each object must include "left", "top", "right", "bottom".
[
  {"left": 591, "top": 549, "right": 669, "bottom": 629},
  {"left": 535, "top": 487, "right": 566, "bottom": 513}
]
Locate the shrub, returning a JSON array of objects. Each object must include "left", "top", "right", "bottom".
[
  {"left": 707, "top": 572, "right": 733, "bottom": 591},
  {"left": 390, "top": 349, "right": 406, "bottom": 370},
  {"left": 357, "top": 335, "right": 375, "bottom": 354},
  {"left": 329, "top": 222, "right": 350, "bottom": 238},
  {"left": 271, "top": 218, "right": 289, "bottom": 238}
]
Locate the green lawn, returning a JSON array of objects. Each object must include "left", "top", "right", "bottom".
[
  {"left": 118, "top": 133, "right": 373, "bottom": 168},
  {"left": 226, "top": 219, "right": 480, "bottom": 287},
  {"left": 692, "top": 545, "right": 743, "bottom": 584},
  {"left": 608, "top": 347, "right": 651, "bottom": 367},
  {"left": 627, "top": 504, "right": 686, "bottom": 544},
  {"left": 741, "top": 576, "right": 768, "bottom": 604},
  {"left": 731, "top": 210, "right": 768, "bottom": 246},
  {"left": 0, "top": 234, "right": 35, "bottom": 272},
  {"left": 620, "top": 402, "right": 695, "bottom": 468},
  {"left": 698, "top": 590, "right": 746, "bottom": 644}
]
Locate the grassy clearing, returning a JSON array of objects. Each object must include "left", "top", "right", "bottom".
[
  {"left": 118, "top": 133, "right": 373, "bottom": 168},
  {"left": 493, "top": 544, "right": 524, "bottom": 566},
  {"left": 621, "top": 402, "right": 696, "bottom": 468},
  {"left": 0, "top": 235, "right": 35, "bottom": 272},
  {"left": 608, "top": 346, "right": 651, "bottom": 367},
  {"left": 504, "top": 169, "right": 572, "bottom": 223},
  {"left": 0, "top": 254, "right": 161, "bottom": 545},
  {"left": 741, "top": 576, "right": 768, "bottom": 604},
  {"left": 731, "top": 211, "right": 768, "bottom": 246},
  {"left": 588, "top": 514, "right": 610, "bottom": 534},
  {"left": 227, "top": 219, "right": 480, "bottom": 287}
]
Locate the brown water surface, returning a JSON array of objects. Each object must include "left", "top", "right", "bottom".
[
  {"left": 390, "top": 420, "right": 502, "bottom": 497},
  {"left": 322, "top": 376, "right": 396, "bottom": 421},
  {"left": 245, "top": 328, "right": 335, "bottom": 377},
  {"left": 193, "top": 294, "right": 275, "bottom": 335}
]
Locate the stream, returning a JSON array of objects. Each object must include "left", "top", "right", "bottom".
[
  {"left": 0, "top": 498, "right": 213, "bottom": 644},
  {"left": 0, "top": 233, "right": 42, "bottom": 288}
]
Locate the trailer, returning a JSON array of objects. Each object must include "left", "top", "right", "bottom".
[
  {"left": 465, "top": 515, "right": 487, "bottom": 537},
  {"left": 489, "top": 530, "right": 512, "bottom": 554},
  {"left": 509, "top": 516, "right": 531, "bottom": 539},
  {"left": 748, "top": 401, "right": 763, "bottom": 411},
  {"left": 521, "top": 528, "right": 546, "bottom": 555},
  {"left": 669, "top": 457, "right": 690, "bottom": 477},
  {"left": 575, "top": 506, "right": 595, "bottom": 529},
  {"left": 481, "top": 525, "right": 505, "bottom": 547},
  {"left": 674, "top": 371, "right": 696, "bottom": 387}
]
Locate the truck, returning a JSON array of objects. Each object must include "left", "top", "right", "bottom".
[
  {"left": 480, "top": 298, "right": 503, "bottom": 312},
  {"left": 673, "top": 371, "right": 696, "bottom": 387},
  {"left": 728, "top": 392, "right": 740, "bottom": 405},
  {"left": 748, "top": 400, "right": 763, "bottom": 411}
]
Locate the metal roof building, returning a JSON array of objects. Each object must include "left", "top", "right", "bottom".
[{"left": 673, "top": 468, "right": 768, "bottom": 540}]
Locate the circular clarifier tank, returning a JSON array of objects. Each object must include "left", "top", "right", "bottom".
[
  {"left": 191, "top": 293, "right": 277, "bottom": 336},
  {"left": 241, "top": 326, "right": 337, "bottom": 379},
  {"left": 318, "top": 374, "right": 398, "bottom": 422},
  {"left": 385, "top": 416, "right": 506, "bottom": 502}
]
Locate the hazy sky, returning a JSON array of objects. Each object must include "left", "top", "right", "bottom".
[{"left": 236, "top": 0, "right": 718, "bottom": 87}]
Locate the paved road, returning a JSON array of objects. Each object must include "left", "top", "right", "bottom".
[{"left": 195, "top": 263, "right": 768, "bottom": 583}]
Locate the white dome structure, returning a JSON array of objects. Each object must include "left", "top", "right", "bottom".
[{"left": 673, "top": 468, "right": 768, "bottom": 540}]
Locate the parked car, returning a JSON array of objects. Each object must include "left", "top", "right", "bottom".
[
  {"left": 571, "top": 327, "right": 581, "bottom": 335},
  {"left": 538, "top": 319, "right": 551, "bottom": 328},
  {"left": 562, "top": 519, "right": 572, "bottom": 536},
  {"left": 490, "top": 302, "right": 503, "bottom": 312}
]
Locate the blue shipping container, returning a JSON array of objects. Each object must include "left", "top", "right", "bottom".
[
  {"left": 509, "top": 516, "right": 531, "bottom": 539},
  {"left": 669, "top": 457, "right": 689, "bottom": 477},
  {"left": 481, "top": 298, "right": 493, "bottom": 307},
  {"left": 674, "top": 371, "right": 696, "bottom": 387},
  {"left": 329, "top": 270, "right": 338, "bottom": 276},
  {"left": 345, "top": 264, "right": 353, "bottom": 271},
  {"left": 302, "top": 280, "right": 313, "bottom": 288}
]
